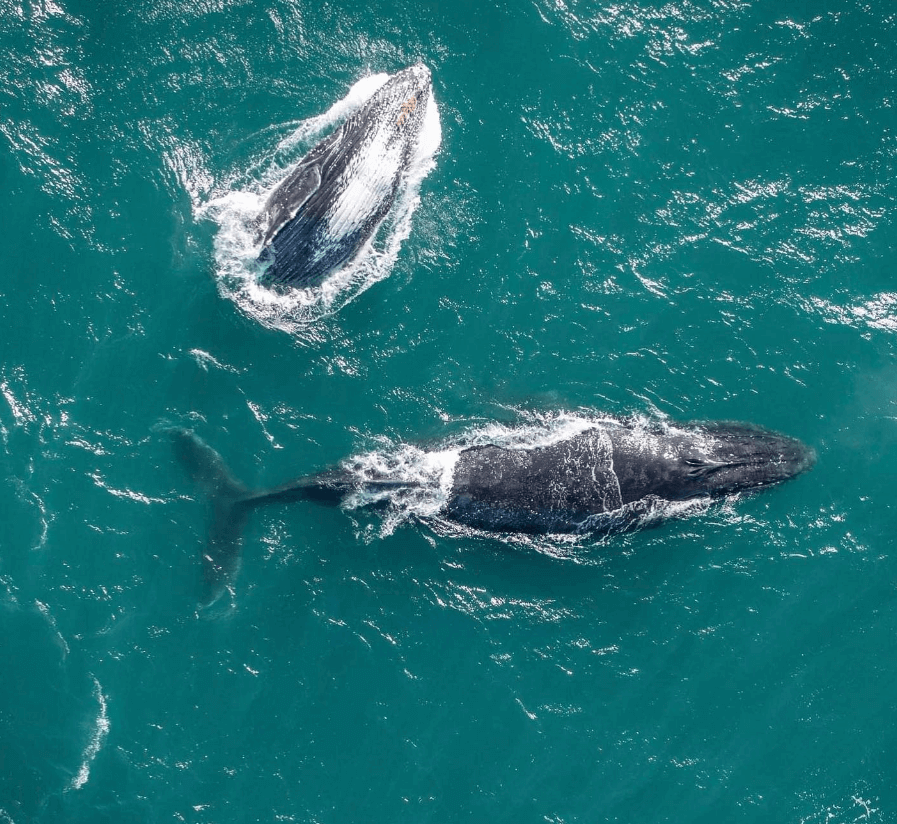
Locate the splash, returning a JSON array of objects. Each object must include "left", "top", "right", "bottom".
[
  {"left": 199, "top": 71, "right": 442, "bottom": 335},
  {"left": 342, "top": 440, "right": 463, "bottom": 537}
]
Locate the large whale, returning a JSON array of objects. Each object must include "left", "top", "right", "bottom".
[
  {"left": 257, "top": 64, "right": 434, "bottom": 287},
  {"left": 172, "top": 418, "right": 814, "bottom": 604}
]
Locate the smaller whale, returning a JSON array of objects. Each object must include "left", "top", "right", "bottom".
[
  {"left": 257, "top": 64, "right": 435, "bottom": 287},
  {"left": 172, "top": 417, "right": 814, "bottom": 605}
]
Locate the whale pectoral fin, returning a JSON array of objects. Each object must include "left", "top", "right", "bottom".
[
  {"left": 261, "top": 162, "right": 322, "bottom": 246},
  {"left": 260, "top": 121, "right": 354, "bottom": 246},
  {"left": 683, "top": 457, "right": 723, "bottom": 478}
]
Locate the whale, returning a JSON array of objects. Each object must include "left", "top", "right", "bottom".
[
  {"left": 171, "top": 418, "right": 814, "bottom": 604},
  {"left": 257, "top": 63, "right": 434, "bottom": 287}
]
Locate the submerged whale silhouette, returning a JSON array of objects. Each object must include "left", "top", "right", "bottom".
[
  {"left": 172, "top": 418, "right": 814, "bottom": 604},
  {"left": 257, "top": 64, "right": 434, "bottom": 287}
]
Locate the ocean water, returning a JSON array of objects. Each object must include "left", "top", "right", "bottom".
[{"left": 1, "top": 0, "right": 895, "bottom": 821}]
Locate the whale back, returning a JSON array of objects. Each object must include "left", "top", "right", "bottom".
[{"left": 445, "top": 429, "right": 623, "bottom": 533}]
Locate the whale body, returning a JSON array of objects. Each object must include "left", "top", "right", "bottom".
[
  {"left": 172, "top": 418, "right": 814, "bottom": 604},
  {"left": 257, "top": 64, "right": 434, "bottom": 287}
]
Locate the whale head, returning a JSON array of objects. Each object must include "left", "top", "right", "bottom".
[
  {"left": 672, "top": 423, "right": 816, "bottom": 499},
  {"left": 369, "top": 63, "right": 432, "bottom": 139},
  {"left": 390, "top": 63, "right": 432, "bottom": 99},
  {"left": 609, "top": 421, "right": 815, "bottom": 506}
]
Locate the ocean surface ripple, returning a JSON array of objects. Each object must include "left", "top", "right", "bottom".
[{"left": 1, "top": 0, "right": 895, "bottom": 822}]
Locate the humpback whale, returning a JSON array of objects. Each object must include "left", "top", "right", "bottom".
[
  {"left": 257, "top": 63, "right": 435, "bottom": 287},
  {"left": 172, "top": 418, "right": 814, "bottom": 604}
]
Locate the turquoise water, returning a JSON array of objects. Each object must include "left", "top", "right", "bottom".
[{"left": 2, "top": 0, "right": 896, "bottom": 820}]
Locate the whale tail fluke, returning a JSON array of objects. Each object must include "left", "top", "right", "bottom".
[
  {"left": 171, "top": 429, "right": 360, "bottom": 605},
  {"left": 171, "top": 428, "right": 248, "bottom": 500},
  {"left": 170, "top": 429, "right": 257, "bottom": 607},
  {"left": 171, "top": 429, "right": 431, "bottom": 603}
]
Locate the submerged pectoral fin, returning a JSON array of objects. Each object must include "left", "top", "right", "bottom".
[{"left": 683, "top": 456, "right": 748, "bottom": 479}]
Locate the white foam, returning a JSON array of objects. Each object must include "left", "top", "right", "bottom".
[
  {"left": 198, "top": 71, "right": 442, "bottom": 335},
  {"left": 35, "top": 599, "right": 69, "bottom": 658},
  {"left": 343, "top": 440, "right": 462, "bottom": 537},
  {"left": 263, "top": 73, "right": 391, "bottom": 170},
  {"left": 69, "top": 675, "right": 109, "bottom": 791},
  {"left": 1, "top": 380, "right": 36, "bottom": 425},
  {"left": 451, "top": 410, "right": 613, "bottom": 452}
]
